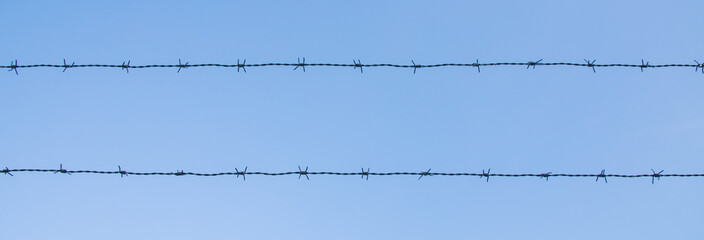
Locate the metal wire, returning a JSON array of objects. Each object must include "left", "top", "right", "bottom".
[
  {"left": 2, "top": 166, "right": 701, "bottom": 183},
  {"left": 3, "top": 59, "right": 704, "bottom": 75}
]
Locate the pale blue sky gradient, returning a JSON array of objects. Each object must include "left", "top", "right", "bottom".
[{"left": 1, "top": 0, "right": 704, "bottom": 239}]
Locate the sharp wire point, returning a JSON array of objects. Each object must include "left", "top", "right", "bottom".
[
  {"left": 294, "top": 57, "right": 306, "bottom": 72},
  {"left": 118, "top": 165, "right": 127, "bottom": 178},
  {"left": 54, "top": 164, "right": 70, "bottom": 175},
  {"left": 353, "top": 59, "right": 363, "bottom": 73},
  {"left": 175, "top": 170, "right": 185, "bottom": 176},
  {"left": 651, "top": 169, "right": 664, "bottom": 184},
  {"left": 62, "top": 59, "right": 76, "bottom": 72},
  {"left": 237, "top": 59, "right": 247, "bottom": 73},
  {"left": 9, "top": 60, "right": 18, "bottom": 75},
  {"left": 473, "top": 59, "right": 481, "bottom": 73},
  {"left": 527, "top": 59, "right": 543, "bottom": 69},
  {"left": 584, "top": 59, "right": 597, "bottom": 73},
  {"left": 2, "top": 167, "right": 12, "bottom": 176},
  {"left": 361, "top": 168, "right": 370, "bottom": 180},
  {"left": 596, "top": 169, "right": 607, "bottom": 183},
  {"left": 540, "top": 172, "right": 552, "bottom": 181},
  {"left": 695, "top": 60, "right": 703, "bottom": 74},
  {"left": 235, "top": 167, "right": 247, "bottom": 181},
  {"left": 121, "top": 60, "right": 130, "bottom": 73},
  {"left": 418, "top": 168, "right": 432, "bottom": 180},
  {"left": 481, "top": 169, "right": 491, "bottom": 182},
  {"left": 640, "top": 59, "right": 650, "bottom": 72},
  {"left": 298, "top": 165, "right": 309, "bottom": 180},
  {"left": 177, "top": 59, "right": 189, "bottom": 73},
  {"left": 411, "top": 60, "right": 420, "bottom": 74}
]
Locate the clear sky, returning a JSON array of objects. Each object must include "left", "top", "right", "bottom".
[{"left": 1, "top": 0, "right": 703, "bottom": 239}]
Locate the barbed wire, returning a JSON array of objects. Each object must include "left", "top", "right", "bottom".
[
  {"left": 2, "top": 165, "right": 703, "bottom": 184},
  {"left": 3, "top": 58, "right": 704, "bottom": 75}
]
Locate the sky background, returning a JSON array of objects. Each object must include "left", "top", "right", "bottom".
[{"left": 1, "top": 0, "right": 704, "bottom": 239}]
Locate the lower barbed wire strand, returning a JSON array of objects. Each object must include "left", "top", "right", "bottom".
[
  {"left": 2, "top": 61, "right": 701, "bottom": 73},
  {"left": 2, "top": 168, "right": 703, "bottom": 180}
]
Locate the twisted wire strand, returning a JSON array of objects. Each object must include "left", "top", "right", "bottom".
[
  {"left": 3, "top": 60, "right": 703, "bottom": 74},
  {"left": 3, "top": 168, "right": 702, "bottom": 180}
]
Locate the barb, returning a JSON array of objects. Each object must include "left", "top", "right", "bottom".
[
  {"left": 298, "top": 165, "right": 309, "bottom": 180},
  {"left": 527, "top": 59, "right": 543, "bottom": 69},
  {"left": 62, "top": 59, "right": 76, "bottom": 72},
  {"left": 235, "top": 167, "right": 247, "bottom": 181},
  {"left": 121, "top": 60, "right": 131, "bottom": 73},
  {"left": 596, "top": 169, "right": 607, "bottom": 183},
  {"left": 177, "top": 59, "right": 189, "bottom": 73},
  {"left": 3, "top": 59, "right": 704, "bottom": 75},
  {"left": 651, "top": 169, "right": 664, "bottom": 184},
  {"left": 418, "top": 168, "right": 432, "bottom": 180},
  {"left": 361, "top": 168, "right": 370, "bottom": 180},
  {"left": 2, "top": 167, "right": 12, "bottom": 176},
  {"left": 53, "top": 164, "right": 70, "bottom": 175},
  {"left": 539, "top": 172, "right": 552, "bottom": 181},
  {"left": 353, "top": 59, "right": 363, "bottom": 73},
  {"left": 411, "top": 60, "right": 421, "bottom": 74},
  {"left": 118, "top": 165, "right": 127, "bottom": 178},
  {"left": 8, "top": 60, "right": 18, "bottom": 75},
  {"left": 293, "top": 57, "right": 305, "bottom": 72},
  {"left": 640, "top": 59, "right": 651, "bottom": 72},
  {"left": 4, "top": 167, "right": 704, "bottom": 183},
  {"left": 584, "top": 59, "right": 597, "bottom": 73},
  {"left": 237, "top": 59, "right": 246, "bottom": 73},
  {"left": 481, "top": 169, "right": 491, "bottom": 182}
]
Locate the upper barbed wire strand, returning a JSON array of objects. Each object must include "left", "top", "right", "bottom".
[
  {"left": 1, "top": 60, "right": 702, "bottom": 74},
  {"left": 3, "top": 168, "right": 703, "bottom": 183}
]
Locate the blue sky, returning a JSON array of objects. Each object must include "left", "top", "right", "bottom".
[{"left": 1, "top": 0, "right": 703, "bottom": 239}]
